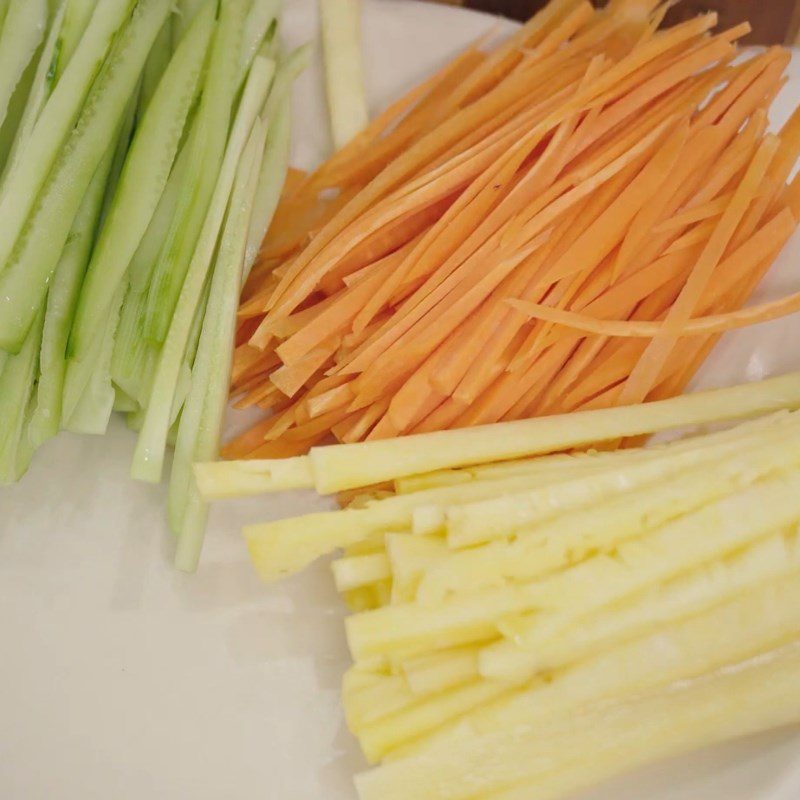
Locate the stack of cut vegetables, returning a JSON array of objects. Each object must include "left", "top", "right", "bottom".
[
  {"left": 231, "top": 0, "right": 800, "bottom": 459},
  {"left": 198, "top": 372, "right": 800, "bottom": 798},
  {"left": 0, "top": 0, "right": 302, "bottom": 569}
]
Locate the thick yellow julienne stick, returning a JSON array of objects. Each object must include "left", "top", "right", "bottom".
[
  {"left": 245, "top": 465, "right": 632, "bottom": 582},
  {"left": 494, "top": 529, "right": 800, "bottom": 679},
  {"left": 197, "top": 372, "right": 800, "bottom": 497},
  {"left": 393, "top": 409, "right": 789, "bottom": 494},
  {"left": 419, "top": 425, "right": 800, "bottom": 603},
  {"left": 422, "top": 411, "right": 799, "bottom": 543},
  {"left": 356, "top": 575, "right": 800, "bottom": 768},
  {"left": 332, "top": 553, "right": 392, "bottom": 592},
  {"left": 346, "top": 472, "right": 800, "bottom": 661}
]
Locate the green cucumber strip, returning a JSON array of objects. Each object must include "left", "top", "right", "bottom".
[
  {"left": 0, "top": 0, "right": 48, "bottom": 131},
  {"left": 111, "top": 287, "right": 158, "bottom": 407},
  {"left": 63, "top": 280, "right": 125, "bottom": 434},
  {"left": 127, "top": 124, "right": 195, "bottom": 293},
  {"left": 131, "top": 54, "right": 274, "bottom": 483},
  {"left": 172, "top": 0, "right": 206, "bottom": 49},
  {"left": 144, "top": 0, "right": 249, "bottom": 343},
  {"left": 126, "top": 408, "right": 144, "bottom": 433},
  {"left": 138, "top": 12, "right": 173, "bottom": 117},
  {"left": 69, "top": 4, "right": 215, "bottom": 360},
  {"left": 173, "top": 120, "right": 266, "bottom": 570},
  {"left": 0, "top": 0, "right": 172, "bottom": 354},
  {"left": 262, "top": 42, "right": 312, "bottom": 125},
  {"left": 0, "top": 0, "right": 9, "bottom": 31},
  {"left": 0, "top": 0, "right": 134, "bottom": 275},
  {"left": 320, "top": 0, "right": 369, "bottom": 150},
  {"left": 29, "top": 148, "right": 112, "bottom": 447},
  {"left": 58, "top": 0, "right": 99, "bottom": 74},
  {"left": 113, "top": 386, "right": 139, "bottom": 413},
  {"left": 245, "top": 90, "right": 292, "bottom": 273},
  {"left": 0, "top": 37, "right": 37, "bottom": 179},
  {"left": 0, "top": 306, "right": 43, "bottom": 484},
  {"left": 3, "top": 0, "right": 66, "bottom": 174},
  {"left": 238, "top": 0, "right": 280, "bottom": 89},
  {"left": 99, "top": 86, "right": 140, "bottom": 226}
]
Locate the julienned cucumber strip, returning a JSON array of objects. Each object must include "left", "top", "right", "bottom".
[
  {"left": 0, "top": 0, "right": 134, "bottom": 276},
  {"left": 3, "top": 0, "right": 65, "bottom": 174},
  {"left": 0, "top": 0, "right": 47, "bottom": 131},
  {"left": 111, "top": 287, "right": 159, "bottom": 407},
  {"left": 0, "top": 0, "right": 172, "bottom": 355},
  {"left": 0, "top": 37, "right": 37, "bottom": 179},
  {"left": 172, "top": 0, "right": 206, "bottom": 49},
  {"left": 139, "top": 12, "right": 173, "bottom": 117},
  {"left": 29, "top": 148, "right": 113, "bottom": 447},
  {"left": 173, "top": 121, "right": 266, "bottom": 571},
  {"left": 131, "top": 55, "right": 275, "bottom": 483},
  {"left": 238, "top": 0, "right": 281, "bottom": 89},
  {"left": 60, "top": 110, "right": 136, "bottom": 423},
  {"left": 100, "top": 87, "right": 140, "bottom": 226},
  {"left": 58, "top": 0, "right": 99, "bottom": 75},
  {"left": 246, "top": 92, "right": 292, "bottom": 273},
  {"left": 262, "top": 42, "right": 313, "bottom": 127},
  {"left": 143, "top": 0, "right": 248, "bottom": 344},
  {"left": 0, "top": 307, "right": 44, "bottom": 484},
  {"left": 127, "top": 124, "right": 195, "bottom": 293},
  {"left": 63, "top": 280, "right": 126, "bottom": 434},
  {"left": 68, "top": 4, "right": 215, "bottom": 361}
]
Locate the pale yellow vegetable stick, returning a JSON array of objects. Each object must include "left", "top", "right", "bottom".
[
  {"left": 347, "top": 472, "right": 800, "bottom": 661},
  {"left": 506, "top": 530, "right": 800, "bottom": 689},
  {"left": 344, "top": 673, "right": 418, "bottom": 731},
  {"left": 245, "top": 470, "right": 582, "bottom": 582},
  {"left": 332, "top": 552, "right": 392, "bottom": 593},
  {"left": 479, "top": 495, "right": 800, "bottom": 680},
  {"left": 480, "top": 644, "right": 800, "bottom": 800},
  {"left": 357, "top": 679, "right": 519, "bottom": 764},
  {"left": 402, "top": 644, "right": 483, "bottom": 696},
  {"left": 394, "top": 410, "right": 788, "bottom": 495},
  {"left": 489, "top": 528, "right": 800, "bottom": 681},
  {"left": 386, "top": 534, "right": 449, "bottom": 604},
  {"left": 198, "top": 372, "right": 800, "bottom": 497},
  {"left": 419, "top": 424, "right": 800, "bottom": 601},
  {"left": 309, "top": 371, "right": 800, "bottom": 492},
  {"left": 442, "top": 411, "right": 800, "bottom": 547},
  {"left": 356, "top": 584, "right": 800, "bottom": 794}
]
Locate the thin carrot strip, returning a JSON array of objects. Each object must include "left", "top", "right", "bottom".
[{"left": 618, "top": 134, "right": 779, "bottom": 404}]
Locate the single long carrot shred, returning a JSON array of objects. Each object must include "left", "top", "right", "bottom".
[{"left": 229, "top": 0, "right": 800, "bottom": 458}]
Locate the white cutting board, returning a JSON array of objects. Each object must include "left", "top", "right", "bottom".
[{"left": 2, "top": 2, "right": 800, "bottom": 798}]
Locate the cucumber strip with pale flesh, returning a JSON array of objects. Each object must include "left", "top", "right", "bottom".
[
  {"left": 58, "top": 0, "right": 99, "bottom": 74},
  {"left": 111, "top": 287, "right": 158, "bottom": 407},
  {"left": 63, "top": 281, "right": 126, "bottom": 434},
  {"left": 4, "top": 0, "right": 67, "bottom": 173},
  {"left": 0, "top": 0, "right": 172, "bottom": 354},
  {"left": 0, "top": 307, "right": 44, "bottom": 484},
  {"left": 319, "top": 0, "right": 369, "bottom": 149},
  {"left": 143, "top": 0, "right": 248, "bottom": 343},
  {"left": 132, "top": 54, "right": 275, "bottom": 482},
  {"left": 29, "top": 149, "right": 113, "bottom": 447},
  {"left": 246, "top": 91, "right": 292, "bottom": 272},
  {"left": 127, "top": 123, "right": 196, "bottom": 293},
  {"left": 0, "top": 0, "right": 134, "bottom": 275},
  {"left": 172, "top": 0, "right": 206, "bottom": 49},
  {"left": 0, "top": 0, "right": 48, "bottom": 131},
  {"left": 238, "top": 0, "right": 281, "bottom": 88},
  {"left": 139, "top": 12, "right": 173, "bottom": 116},
  {"left": 173, "top": 120, "right": 266, "bottom": 571},
  {"left": 69, "top": 3, "right": 215, "bottom": 359}
]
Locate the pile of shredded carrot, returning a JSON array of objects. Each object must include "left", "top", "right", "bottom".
[{"left": 228, "top": 0, "right": 800, "bottom": 459}]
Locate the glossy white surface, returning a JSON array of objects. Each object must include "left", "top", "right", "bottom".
[{"left": 2, "top": 2, "right": 800, "bottom": 798}]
